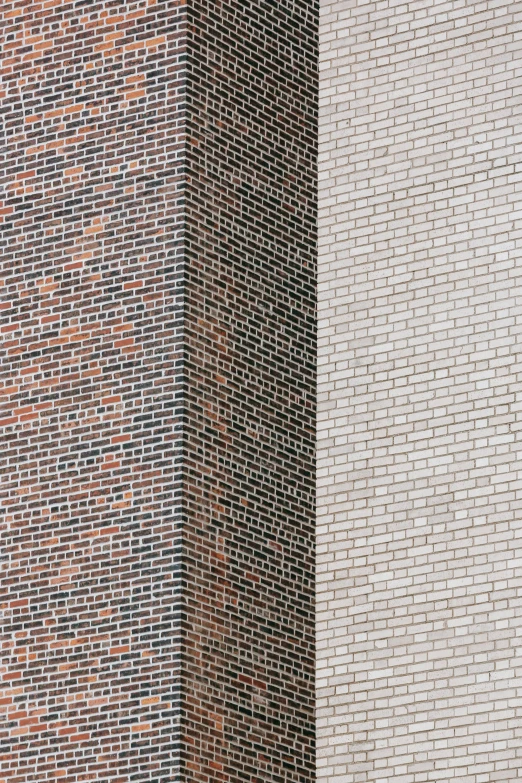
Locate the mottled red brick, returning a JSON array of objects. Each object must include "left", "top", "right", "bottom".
[{"left": 1, "top": 1, "right": 185, "bottom": 780}]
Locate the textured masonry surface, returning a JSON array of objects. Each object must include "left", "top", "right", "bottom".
[
  {"left": 182, "top": 2, "right": 317, "bottom": 780},
  {"left": 1, "top": 1, "right": 316, "bottom": 782},
  {"left": 1, "top": 2, "right": 185, "bottom": 780},
  {"left": 318, "top": 2, "right": 522, "bottom": 781}
]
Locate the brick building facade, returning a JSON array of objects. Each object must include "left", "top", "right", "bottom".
[
  {"left": 4, "top": 0, "right": 521, "bottom": 781},
  {"left": 1, "top": 2, "right": 316, "bottom": 781}
]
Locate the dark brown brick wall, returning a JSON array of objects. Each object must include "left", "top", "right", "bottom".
[
  {"left": 182, "top": 1, "right": 317, "bottom": 781},
  {"left": 1, "top": 2, "right": 185, "bottom": 780},
  {"left": 1, "top": 1, "right": 317, "bottom": 781}
]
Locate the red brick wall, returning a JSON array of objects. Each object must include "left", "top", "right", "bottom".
[
  {"left": 1, "top": 2, "right": 185, "bottom": 780},
  {"left": 181, "top": 1, "right": 317, "bottom": 780},
  {"left": 1, "top": 1, "right": 317, "bottom": 781}
]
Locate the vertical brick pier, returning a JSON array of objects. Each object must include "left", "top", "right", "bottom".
[{"left": 1, "top": 2, "right": 317, "bottom": 781}]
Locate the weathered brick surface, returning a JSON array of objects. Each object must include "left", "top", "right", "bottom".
[
  {"left": 318, "top": 2, "right": 522, "bottom": 781},
  {"left": 1, "top": 2, "right": 185, "bottom": 780},
  {"left": 181, "top": 2, "right": 317, "bottom": 780}
]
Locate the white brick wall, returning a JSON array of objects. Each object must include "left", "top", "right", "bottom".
[{"left": 317, "top": 2, "right": 522, "bottom": 781}]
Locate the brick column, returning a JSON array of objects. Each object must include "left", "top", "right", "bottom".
[{"left": 1, "top": 2, "right": 317, "bottom": 781}]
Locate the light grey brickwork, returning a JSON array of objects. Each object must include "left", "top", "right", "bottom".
[{"left": 317, "top": 2, "right": 522, "bottom": 781}]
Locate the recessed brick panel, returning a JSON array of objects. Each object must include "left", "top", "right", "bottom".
[{"left": 318, "top": 2, "right": 522, "bottom": 781}]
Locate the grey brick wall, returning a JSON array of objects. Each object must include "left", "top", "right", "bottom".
[{"left": 318, "top": 2, "right": 522, "bottom": 781}]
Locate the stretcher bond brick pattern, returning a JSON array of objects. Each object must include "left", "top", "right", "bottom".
[
  {"left": 318, "top": 2, "right": 522, "bottom": 781},
  {"left": 182, "top": 1, "right": 317, "bottom": 780},
  {"left": 1, "top": 2, "right": 186, "bottom": 780},
  {"left": 1, "top": 1, "right": 316, "bottom": 782}
]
